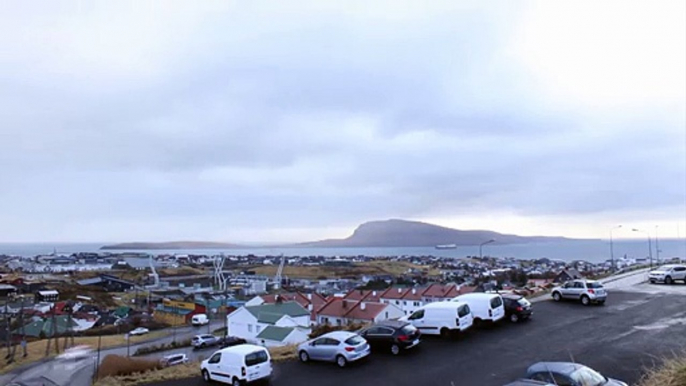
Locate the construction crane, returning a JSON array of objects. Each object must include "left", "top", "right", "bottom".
[
  {"left": 213, "top": 254, "right": 229, "bottom": 291},
  {"left": 274, "top": 254, "right": 285, "bottom": 290}
]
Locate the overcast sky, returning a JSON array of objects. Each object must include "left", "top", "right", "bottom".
[{"left": 1, "top": 1, "right": 685, "bottom": 243}]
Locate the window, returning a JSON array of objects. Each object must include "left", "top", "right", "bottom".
[
  {"left": 385, "top": 312, "right": 388, "bottom": 319},
  {"left": 408, "top": 310, "right": 424, "bottom": 320},
  {"left": 395, "top": 300, "right": 400, "bottom": 305},
  {"left": 530, "top": 373, "right": 553, "bottom": 383},
  {"left": 490, "top": 296, "right": 503, "bottom": 308},
  {"left": 336, "top": 319, "right": 342, "bottom": 326},
  {"left": 378, "top": 327, "right": 394, "bottom": 335},
  {"left": 256, "top": 325, "right": 261, "bottom": 333},
  {"left": 586, "top": 282, "right": 603, "bottom": 289},
  {"left": 323, "top": 338, "right": 340, "bottom": 346},
  {"left": 321, "top": 317, "right": 329, "bottom": 324},
  {"left": 457, "top": 305, "right": 470, "bottom": 318},
  {"left": 208, "top": 353, "right": 221, "bottom": 364},
  {"left": 674, "top": 267, "right": 686, "bottom": 272},
  {"left": 344, "top": 335, "right": 364, "bottom": 345},
  {"left": 550, "top": 373, "right": 574, "bottom": 386},
  {"left": 573, "top": 282, "right": 585, "bottom": 289},
  {"left": 403, "top": 301, "right": 407, "bottom": 306},
  {"left": 248, "top": 324, "right": 253, "bottom": 333},
  {"left": 245, "top": 350, "right": 269, "bottom": 366},
  {"left": 571, "top": 367, "right": 606, "bottom": 386}
]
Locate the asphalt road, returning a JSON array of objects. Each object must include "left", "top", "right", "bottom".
[
  {"left": 146, "top": 284, "right": 686, "bottom": 386},
  {"left": 1, "top": 320, "right": 224, "bottom": 386}
]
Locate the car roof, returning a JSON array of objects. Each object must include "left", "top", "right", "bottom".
[
  {"left": 373, "top": 320, "right": 408, "bottom": 329},
  {"left": 503, "top": 380, "right": 554, "bottom": 386},
  {"left": 218, "top": 344, "right": 266, "bottom": 354},
  {"left": 425, "top": 300, "right": 466, "bottom": 308},
  {"left": 527, "top": 362, "right": 583, "bottom": 375},
  {"left": 320, "top": 331, "right": 357, "bottom": 340},
  {"left": 456, "top": 293, "right": 501, "bottom": 299}
]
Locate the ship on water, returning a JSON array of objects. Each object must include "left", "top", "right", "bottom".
[{"left": 435, "top": 244, "right": 457, "bottom": 250}]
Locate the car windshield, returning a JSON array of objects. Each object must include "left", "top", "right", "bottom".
[
  {"left": 345, "top": 335, "right": 365, "bottom": 345},
  {"left": 571, "top": 367, "right": 606, "bottom": 386},
  {"left": 586, "top": 282, "right": 603, "bottom": 289}
]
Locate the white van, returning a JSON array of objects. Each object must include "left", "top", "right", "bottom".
[
  {"left": 401, "top": 301, "right": 474, "bottom": 338},
  {"left": 452, "top": 293, "right": 505, "bottom": 325},
  {"left": 201, "top": 344, "right": 272, "bottom": 385},
  {"left": 192, "top": 314, "right": 209, "bottom": 326}
]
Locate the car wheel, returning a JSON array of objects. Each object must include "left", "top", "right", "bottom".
[
  {"left": 200, "top": 343, "right": 206, "bottom": 348},
  {"left": 232, "top": 377, "right": 241, "bottom": 386},
  {"left": 510, "top": 314, "right": 519, "bottom": 323},
  {"left": 299, "top": 351, "right": 309, "bottom": 363},
  {"left": 202, "top": 369, "right": 211, "bottom": 383},
  {"left": 581, "top": 295, "right": 590, "bottom": 306},
  {"left": 650, "top": 280, "right": 656, "bottom": 284},
  {"left": 598, "top": 301, "right": 606, "bottom": 306},
  {"left": 336, "top": 355, "right": 347, "bottom": 368},
  {"left": 553, "top": 292, "right": 562, "bottom": 302},
  {"left": 440, "top": 328, "right": 451, "bottom": 338},
  {"left": 391, "top": 344, "right": 400, "bottom": 355},
  {"left": 665, "top": 276, "right": 673, "bottom": 285}
]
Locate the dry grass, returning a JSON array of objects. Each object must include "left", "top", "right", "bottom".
[
  {"left": 93, "top": 346, "right": 298, "bottom": 386},
  {"left": 637, "top": 355, "right": 686, "bottom": 386},
  {"left": 0, "top": 330, "right": 167, "bottom": 374},
  {"left": 96, "top": 354, "right": 161, "bottom": 379},
  {"left": 250, "top": 260, "right": 440, "bottom": 279}
]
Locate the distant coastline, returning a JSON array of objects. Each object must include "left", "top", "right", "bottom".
[{"left": 100, "top": 241, "right": 242, "bottom": 250}]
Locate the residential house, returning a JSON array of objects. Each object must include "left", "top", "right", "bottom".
[
  {"left": 555, "top": 269, "right": 584, "bottom": 283},
  {"left": 255, "top": 325, "right": 310, "bottom": 347},
  {"left": 379, "top": 287, "right": 411, "bottom": 314},
  {"left": 245, "top": 292, "right": 327, "bottom": 325},
  {"left": 227, "top": 301, "right": 310, "bottom": 346},
  {"left": 315, "top": 298, "right": 403, "bottom": 326},
  {"left": 77, "top": 274, "right": 136, "bottom": 292},
  {"left": 35, "top": 290, "right": 59, "bottom": 302}
]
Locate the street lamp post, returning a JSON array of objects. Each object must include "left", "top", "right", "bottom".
[
  {"left": 479, "top": 239, "right": 495, "bottom": 259},
  {"left": 610, "top": 225, "right": 622, "bottom": 272},
  {"left": 655, "top": 225, "right": 660, "bottom": 264},
  {"left": 632, "top": 228, "right": 653, "bottom": 268}
]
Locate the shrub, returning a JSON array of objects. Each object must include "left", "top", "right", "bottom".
[
  {"left": 133, "top": 338, "right": 191, "bottom": 356},
  {"left": 96, "top": 354, "right": 161, "bottom": 379}
]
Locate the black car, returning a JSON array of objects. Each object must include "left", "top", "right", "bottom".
[
  {"left": 358, "top": 320, "right": 421, "bottom": 355},
  {"left": 219, "top": 336, "right": 247, "bottom": 348},
  {"left": 502, "top": 293, "right": 533, "bottom": 323}
]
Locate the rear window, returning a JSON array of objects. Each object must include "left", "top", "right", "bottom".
[
  {"left": 457, "top": 304, "right": 470, "bottom": 318},
  {"left": 586, "top": 282, "right": 603, "bottom": 289},
  {"left": 202, "top": 335, "right": 214, "bottom": 339},
  {"left": 490, "top": 296, "right": 503, "bottom": 308},
  {"left": 400, "top": 325, "right": 417, "bottom": 335},
  {"left": 245, "top": 350, "right": 269, "bottom": 366},
  {"left": 517, "top": 298, "right": 531, "bottom": 307},
  {"left": 344, "top": 335, "right": 365, "bottom": 346}
]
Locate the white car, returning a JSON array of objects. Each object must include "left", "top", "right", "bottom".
[
  {"left": 201, "top": 344, "right": 272, "bottom": 385},
  {"left": 160, "top": 353, "right": 189, "bottom": 367},
  {"left": 129, "top": 327, "right": 149, "bottom": 336},
  {"left": 57, "top": 345, "right": 93, "bottom": 361},
  {"left": 649, "top": 264, "right": 686, "bottom": 284}
]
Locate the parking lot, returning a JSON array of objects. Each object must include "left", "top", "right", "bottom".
[{"left": 146, "top": 283, "right": 686, "bottom": 386}]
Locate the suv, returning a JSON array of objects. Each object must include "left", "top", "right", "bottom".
[
  {"left": 358, "top": 320, "right": 421, "bottom": 355},
  {"left": 192, "top": 334, "right": 219, "bottom": 349},
  {"left": 551, "top": 280, "right": 606, "bottom": 306},
  {"left": 649, "top": 264, "right": 686, "bottom": 284},
  {"left": 501, "top": 294, "right": 533, "bottom": 323}
]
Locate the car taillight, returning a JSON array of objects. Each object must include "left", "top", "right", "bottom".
[
  {"left": 241, "top": 367, "right": 246, "bottom": 376},
  {"left": 397, "top": 335, "right": 409, "bottom": 342},
  {"left": 516, "top": 306, "right": 523, "bottom": 312},
  {"left": 588, "top": 289, "right": 595, "bottom": 294},
  {"left": 488, "top": 309, "right": 493, "bottom": 317},
  {"left": 344, "top": 346, "right": 355, "bottom": 352}
]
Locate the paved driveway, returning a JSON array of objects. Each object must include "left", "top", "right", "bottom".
[{"left": 147, "top": 285, "right": 686, "bottom": 386}]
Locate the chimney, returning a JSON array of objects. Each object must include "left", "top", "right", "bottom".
[
  {"left": 307, "top": 293, "right": 312, "bottom": 300},
  {"left": 372, "top": 291, "right": 377, "bottom": 297},
  {"left": 308, "top": 304, "right": 313, "bottom": 311},
  {"left": 342, "top": 301, "right": 347, "bottom": 309},
  {"left": 397, "top": 288, "right": 402, "bottom": 293},
  {"left": 412, "top": 288, "right": 416, "bottom": 295},
  {"left": 361, "top": 303, "right": 366, "bottom": 311}
]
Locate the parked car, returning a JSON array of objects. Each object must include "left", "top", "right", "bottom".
[
  {"left": 298, "top": 331, "right": 370, "bottom": 368},
  {"left": 452, "top": 293, "right": 506, "bottom": 325},
  {"left": 160, "top": 353, "right": 189, "bottom": 367},
  {"left": 201, "top": 344, "right": 272, "bottom": 385},
  {"left": 501, "top": 293, "right": 533, "bottom": 323},
  {"left": 503, "top": 380, "right": 554, "bottom": 386},
  {"left": 193, "top": 334, "right": 220, "bottom": 349},
  {"left": 401, "top": 301, "right": 473, "bottom": 337},
  {"left": 526, "top": 362, "right": 628, "bottom": 386},
  {"left": 358, "top": 320, "right": 421, "bottom": 355},
  {"left": 648, "top": 264, "right": 686, "bottom": 284},
  {"left": 192, "top": 313, "right": 210, "bottom": 326},
  {"left": 129, "top": 327, "right": 149, "bottom": 336},
  {"left": 551, "top": 280, "right": 607, "bottom": 306},
  {"left": 219, "top": 336, "right": 248, "bottom": 348}
]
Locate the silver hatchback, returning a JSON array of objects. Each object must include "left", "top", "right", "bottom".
[
  {"left": 552, "top": 280, "right": 607, "bottom": 306},
  {"left": 298, "top": 331, "right": 371, "bottom": 368}
]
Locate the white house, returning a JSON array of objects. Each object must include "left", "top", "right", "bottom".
[
  {"left": 227, "top": 301, "right": 311, "bottom": 346},
  {"left": 316, "top": 299, "right": 404, "bottom": 326}
]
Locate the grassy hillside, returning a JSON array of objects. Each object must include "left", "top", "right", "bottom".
[{"left": 247, "top": 260, "right": 439, "bottom": 279}]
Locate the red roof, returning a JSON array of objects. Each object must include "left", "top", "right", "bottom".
[
  {"left": 421, "top": 283, "right": 457, "bottom": 298},
  {"left": 344, "top": 289, "right": 383, "bottom": 303},
  {"left": 402, "top": 287, "right": 427, "bottom": 301},
  {"left": 316, "top": 298, "right": 387, "bottom": 321},
  {"left": 380, "top": 287, "right": 411, "bottom": 300},
  {"left": 344, "top": 301, "right": 387, "bottom": 320}
]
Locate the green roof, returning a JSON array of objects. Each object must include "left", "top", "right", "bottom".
[
  {"left": 245, "top": 302, "right": 309, "bottom": 324},
  {"left": 256, "top": 326, "right": 294, "bottom": 342},
  {"left": 14, "top": 316, "right": 79, "bottom": 338}
]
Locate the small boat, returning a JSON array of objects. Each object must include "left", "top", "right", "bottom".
[{"left": 435, "top": 244, "right": 457, "bottom": 250}]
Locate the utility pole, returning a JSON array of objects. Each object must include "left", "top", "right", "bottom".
[
  {"left": 655, "top": 225, "right": 660, "bottom": 264},
  {"left": 4, "top": 296, "right": 10, "bottom": 361},
  {"left": 610, "top": 225, "right": 622, "bottom": 271}
]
